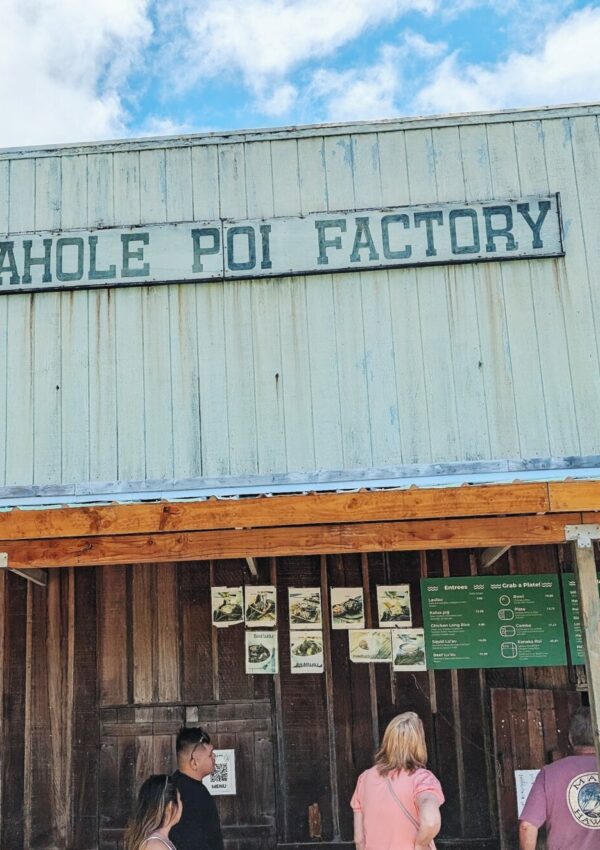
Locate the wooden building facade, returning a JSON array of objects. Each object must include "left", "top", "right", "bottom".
[{"left": 1, "top": 103, "right": 600, "bottom": 850}]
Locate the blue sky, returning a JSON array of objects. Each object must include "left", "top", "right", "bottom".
[{"left": 1, "top": 0, "right": 599, "bottom": 148}]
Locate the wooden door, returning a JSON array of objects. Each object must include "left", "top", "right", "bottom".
[
  {"left": 98, "top": 701, "right": 276, "bottom": 850},
  {"left": 491, "top": 688, "right": 581, "bottom": 849}
]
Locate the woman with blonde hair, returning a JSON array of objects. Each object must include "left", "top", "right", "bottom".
[
  {"left": 125, "top": 774, "right": 183, "bottom": 850},
  {"left": 351, "top": 712, "right": 444, "bottom": 850}
]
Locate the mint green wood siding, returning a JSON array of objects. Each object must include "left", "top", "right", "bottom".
[{"left": 0, "top": 105, "right": 598, "bottom": 488}]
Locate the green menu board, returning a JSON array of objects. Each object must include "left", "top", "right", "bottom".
[
  {"left": 561, "top": 573, "right": 600, "bottom": 664},
  {"left": 421, "top": 575, "right": 567, "bottom": 670}
]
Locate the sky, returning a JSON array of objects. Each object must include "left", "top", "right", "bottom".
[{"left": 1, "top": 0, "right": 599, "bottom": 149}]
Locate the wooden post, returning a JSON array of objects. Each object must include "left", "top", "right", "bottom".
[{"left": 571, "top": 539, "right": 600, "bottom": 764}]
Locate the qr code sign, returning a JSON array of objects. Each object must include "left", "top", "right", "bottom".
[
  {"left": 213, "top": 762, "right": 229, "bottom": 783},
  {"left": 205, "top": 749, "right": 236, "bottom": 795}
]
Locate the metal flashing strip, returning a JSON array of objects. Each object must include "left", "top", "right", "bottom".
[
  {"left": 0, "top": 455, "right": 600, "bottom": 510},
  {"left": 1, "top": 102, "right": 599, "bottom": 160}
]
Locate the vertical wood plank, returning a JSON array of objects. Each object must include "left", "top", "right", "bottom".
[
  {"left": 32, "top": 255, "right": 62, "bottom": 484},
  {"left": 61, "top": 291, "right": 90, "bottom": 483},
  {"left": 59, "top": 156, "right": 89, "bottom": 483},
  {"left": 486, "top": 122, "right": 549, "bottom": 458},
  {"left": 353, "top": 133, "right": 402, "bottom": 466},
  {"left": 324, "top": 134, "right": 371, "bottom": 468},
  {"left": 191, "top": 145, "right": 220, "bottom": 221},
  {"left": 0, "top": 575, "right": 27, "bottom": 850},
  {"left": 132, "top": 564, "right": 155, "bottom": 704},
  {"left": 156, "top": 564, "right": 180, "bottom": 703},
  {"left": 113, "top": 151, "right": 145, "bottom": 481},
  {"left": 277, "top": 555, "right": 332, "bottom": 842},
  {"left": 406, "top": 127, "right": 460, "bottom": 462},
  {"left": 569, "top": 114, "right": 600, "bottom": 453},
  {"left": 514, "top": 119, "right": 580, "bottom": 456},
  {"left": 87, "top": 152, "right": 117, "bottom": 483},
  {"left": 380, "top": 130, "right": 430, "bottom": 464},
  {"left": 246, "top": 142, "right": 287, "bottom": 473},
  {"left": 98, "top": 566, "right": 129, "bottom": 706},
  {"left": 5, "top": 295, "right": 34, "bottom": 485},
  {"left": 166, "top": 148, "right": 193, "bottom": 222},
  {"left": 271, "top": 140, "right": 314, "bottom": 471},
  {"left": 298, "top": 136, "right": 343, "bottom": 470},
  {"left": 142, "top": 285, "right": 174, "bottom": 480},
  {"left": 218, "top": 143, "right": 258, "bottom": 475},
  {"left": 433, "top": 124, "right": 489, "bottom": 461},
  {"left": 459, "top": 123, "right": 520, "bottom": 459},
  {"left": 8, "top": 159, "right": 35, "bottom": 233},
  {"left": 72, "top": 568, "right": 99, "bottom": 849},
  {"left": 179, "top": 561, "right": 214, "bottom": 703},
  {"left": 140, "top": 148, "right": 167, "bottom": 224}
]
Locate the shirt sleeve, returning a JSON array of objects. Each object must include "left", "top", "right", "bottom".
[
  {"left": 413, "top": 769, "right": 445, "bottom": 806},
  {"left": 351, "top": 772, "right": 365, "bottom": 812},
  {"left": 519, "top": 770, "right": 547, "bottom": 828}
]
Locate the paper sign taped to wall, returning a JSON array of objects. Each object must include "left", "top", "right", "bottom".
[
  {"left": 515, "top": 769, "right": 540, "bottom": 816},
  {"left": 204, "top": 749, "right": 236, "bottom": 796}
]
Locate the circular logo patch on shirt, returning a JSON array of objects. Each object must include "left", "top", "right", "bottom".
[{"left": 566, "top": 773, "right": 600, "bottom": 828}]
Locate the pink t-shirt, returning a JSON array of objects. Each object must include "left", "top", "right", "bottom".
[
  {"left": 520, "top": 754, "right": 600, "bottom": 850},
  {"left": 351, "top": 765, "right": 444, "bottom": 850}
]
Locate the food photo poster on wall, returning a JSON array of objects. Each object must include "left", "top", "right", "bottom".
[
  {"left": 288, "top": 588, "right": 323, "bottom": 629},
  {"left": 211, "top": 587, "right": 244, "bottom": 628},
  {"left": 348, "top": 630, "right": 393, "bottom": 663},
  {"left": 245, "top": 630, "right": 279, "bottom": 674},
  {"left": 290, "top": 631, "right": 325, "bottom": 673},
  {"left": 245, "top": 586, "right": 277, "bottom": 628},
  {"left": 377, "top": 585, "right": 412, "bottom": 627},
  {"left": 392, "top": 628, "right": 426, "bottom": 671},
  {"left": 330, "top": 588, "right": 365, "bottom": 629}
]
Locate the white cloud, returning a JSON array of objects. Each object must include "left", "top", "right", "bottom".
[
  {"left": 305, "top": 34, "right": 444, "bottom": 122},
  {"left": 0, "top": 0, "right": 152, "bottom": 148},
  {"left": 415, "top": 5, "right": 600, "bottom": 114},
  {"left": 164, "top": 0, "right": 438, "bottom": 91}
]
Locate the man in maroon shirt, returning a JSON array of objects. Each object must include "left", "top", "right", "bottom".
[{"left": 519, "top": 706, "right": 600, "bottom": 850}]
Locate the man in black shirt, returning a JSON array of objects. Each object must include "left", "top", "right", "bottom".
[{"left": 171, "top": 727, "right": 224, "bottom": 850}]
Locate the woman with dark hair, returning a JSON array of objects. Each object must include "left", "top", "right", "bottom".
[
  {"left": 351, "top": 712, "right": 444, "bottom": 850},
  {"left": 125, "top": 774, "right": 183, "bottom": 850}
]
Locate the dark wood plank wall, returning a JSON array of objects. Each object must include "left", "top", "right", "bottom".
[{"left": 0, "top": 546, "right": 582, "bottom": 850}]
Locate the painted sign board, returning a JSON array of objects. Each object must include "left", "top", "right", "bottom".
[
  {"left": 0, "top": 195, "right": 562, "bottom": 294},
  {"left": 561, "top": 573, "right": 600, "bottom": 664},
  {"left": 421, "top": 574, "right": 567, "bottom": 670}
]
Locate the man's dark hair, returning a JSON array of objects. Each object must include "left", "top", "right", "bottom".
[
  {"left": 569, "top": 706, "right": 594, "bottom": 748},
  {"left": 176, "top": 726, "right": 211, "bottom": 755}
]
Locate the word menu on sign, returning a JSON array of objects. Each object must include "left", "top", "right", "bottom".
[
  {"left": 561, "top": 573, "right": 600, "bottom": 664},
  {"left": 421, "top": 575, "right": 567, "bottom": 670}
]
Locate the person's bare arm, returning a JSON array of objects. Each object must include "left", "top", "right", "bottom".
[
  {"left": 415, "top": 792, "right": 441, "bottom": 850},
  {"left": 353, "top": 810, "right": 365, "bottom": 850},
  {"left": 519, "top": 820, "right": 538, "bottom": 850}
]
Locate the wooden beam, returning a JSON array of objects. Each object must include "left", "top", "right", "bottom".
[
  {"left": 549, "top": 481, "right": 600, "bottom": 512},
  {"left": 571, "top": 538, "right": 600, "bottom": 763},
  {"left": 0, "top": 482, "right": 551, "bottom": 541},
  {"left": 0, "top": 512, "right": 583, "bottom": 568}
]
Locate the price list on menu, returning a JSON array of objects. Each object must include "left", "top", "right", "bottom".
[
  {"left": 561, "top": 573, "right": 600, "bottom": 664},
  {"left": 421, "top": 575, "right": 567, "bottom": 670}
]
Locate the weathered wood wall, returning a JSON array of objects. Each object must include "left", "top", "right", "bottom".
[
  {"left": 0, "top": 545, "right": 580, "bottom": 850},
  {"left": 1, "top": 106, "right": 600, "bottom": 489}
]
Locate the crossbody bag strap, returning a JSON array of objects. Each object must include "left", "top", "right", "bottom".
[{"left": 385, "top": 777, "right": 420, "bottom": 830}]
